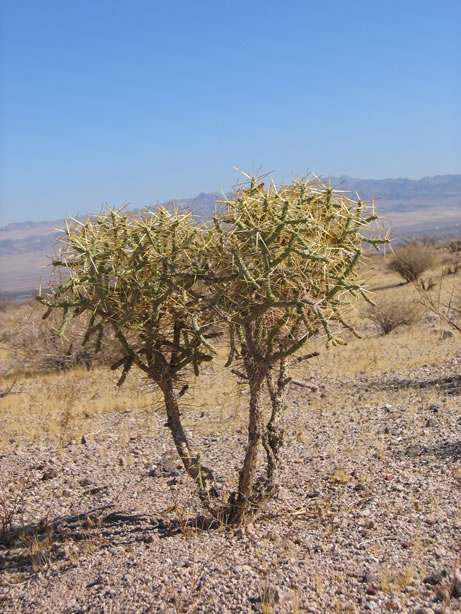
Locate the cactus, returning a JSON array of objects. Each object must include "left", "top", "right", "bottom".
[
  {"left": 38, "top": 172, "right": 384, "bottom": 525},
  {"left": 211, "top": 173, "right": 383, "bottom": 522}
]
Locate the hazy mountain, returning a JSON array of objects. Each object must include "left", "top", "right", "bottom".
[
  {"left": 329, "top": 174, "right": 461, "bottom": 202},
  {"left": 1, "top": 175, "right": 460, "bottom": 298}
]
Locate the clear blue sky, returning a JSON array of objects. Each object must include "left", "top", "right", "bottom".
[{"left": 1, "top": 0, "right": 460, "bottom": 225}]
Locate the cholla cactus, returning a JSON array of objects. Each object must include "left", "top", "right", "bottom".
[
  {"left": 212, "top": 173, "right": 384, "bottom": 522},
  {"left": 39, "top": 207, "right": 221, "bottom": 506},
  {"left": 38, "top": 172, "right": 385, "bottom": 525}
]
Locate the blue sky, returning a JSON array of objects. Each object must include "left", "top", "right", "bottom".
[{"left": 1, "top": 0, "right": 460, "bottom": 225}]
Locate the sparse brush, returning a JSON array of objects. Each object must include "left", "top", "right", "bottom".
[
  {"left": 388, "top": 242, "right": 436, "bottom": 283},
  {"left": 0, "top": 301, "right": 121, "bottom": 374},
  {"left": 0, "top": 477, "right": 30, "bottom": 547},
  {"left": 418, "top": 276, "right": 461, "bottom": 333},
  {"left": 363, "top": 294, "right": 425, "bottom": 335}
]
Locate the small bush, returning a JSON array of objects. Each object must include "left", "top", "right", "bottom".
[
  {"left": 442, "top": 239, "right": 461, "bottom": 275},
  {"left": 363, "top": 295, "right": 425, "bottom": 335},
  {"left": 0, "top": 302, "right": 120, "bottom": 373},
  {"left": 447, "top": 238, "right": 461, "bottom": 253},
  {"left": 388, "top": 243, "right": 435, "bottom": 282}
]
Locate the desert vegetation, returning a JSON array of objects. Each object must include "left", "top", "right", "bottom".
[
  {"left": 363, "top": 295, "right": 425, "bottom": 335},
  {"left": 388, "top": 241, "right": 436, "bottom": 284},
  {"left": 0, "top": 180, "right": 460, "bottom": 613},
  {"left": 34, "top": 175, "right": 382, "bottom": 524}
]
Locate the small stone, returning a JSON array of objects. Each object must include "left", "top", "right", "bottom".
[
  {"left": 260, "top": 585, "right": 292, "bottom": 604},
  {"left": 401, "top": 540, "right": 413, "bottom": 549},
  {"left": 149, "top": 465, "right": 163, "bottom": 478},
  {"left": 161, "top": 459, "right": 179, "bottom": 475},
  {"left": 423, "top": 571, "right": 447, "bottom": 586},
  {"left": 452, "top": 572, "right": 461, "bottom": 598},
  {"left": 433, "top": 585, "right": 450, "bottom": 602},
  {"left": 274, "top": 586, "right": 292, "bottom": 603},
  {"left": 41, "top": 469, "right": 57, "bottom": 480},
  {"left": 79, "top": 477, "right": 92, "bottom": 487},
  {"left": 143, "top": 535, "right": 155, "bottom": 544}
]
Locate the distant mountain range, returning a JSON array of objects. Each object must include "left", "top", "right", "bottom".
[
  {"left": 1, "top": 174, "right": 460, "bottom": 299},
  {"left": 330, "top": 174, "right": 461, "bottom": 202}
]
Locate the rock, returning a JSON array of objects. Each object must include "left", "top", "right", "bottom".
[
  {"left": 273, "top": 586, "right": 293, "bottom": 603},
  {"left": 161, "top": 459, "right": 179, "bottom": 475},
  {"left": 432, "top": 585, "right": 450, "bottom": 602},
  {"left": 423, "top": 571, "right": 447, "bottom": 585},
  {"left": 260, "top": 585, "right": 292, "bottom": 604},
  {"left": 41, "top": 469, "right": 57, "bottom": 480},
  {"left": 362, "top": 572, "right": 379, "bottom": 585},
  {"left": 401, "top": 540, "right": 414, "bottom": 549},
  {"left": 149, "top": 465, "right": 163, "bottom": 478},
  {"left": 452, "top": 572, "right": 461, "bottom": 598},
  {"left": 441, "top": 329, "right": 454, "bottom": 339}
]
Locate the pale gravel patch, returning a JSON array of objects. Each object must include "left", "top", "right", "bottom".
[{"left": 1, "top": 359, "right": 460, "bottom": 613}]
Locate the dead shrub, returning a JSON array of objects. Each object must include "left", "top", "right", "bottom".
[
  {"left": 0, "top": 301, "right": 120, "bottom": 374},
  {"left": 363, "top": 295, "right": 425, "bottom": 335},
  {"left": 388, "top": 243, "right": 435, "bottom": 283}
]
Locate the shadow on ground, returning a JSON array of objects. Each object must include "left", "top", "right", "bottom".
[
  {"left": 372, "top": 374, "right": 461, "bottom": 395},
  {"left": 419, "top": 440, "right": 461, "bottom": 461},
  {"left": 0, "top": 506, "right": 217, "bottom": 577}
]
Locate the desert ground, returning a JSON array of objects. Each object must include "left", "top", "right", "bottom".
[{"left": 0, "top": 247, "right": 460, "bottom": 613}]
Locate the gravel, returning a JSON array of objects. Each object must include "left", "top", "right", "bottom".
[{"left": 1, "top": 358, "right": 460, "bottom": 613}]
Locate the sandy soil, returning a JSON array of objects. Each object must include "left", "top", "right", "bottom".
[{"left": 1, "top": 354, "right": 460, "bottom": 613}]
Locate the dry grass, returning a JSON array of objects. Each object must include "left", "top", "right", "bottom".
[
  {"left": 1, "top": 248, "right": 459, "bottom": 448},
  {"left": 0, "top": 367, "right": 153, "bottom": 447}
]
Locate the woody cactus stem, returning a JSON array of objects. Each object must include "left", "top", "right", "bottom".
[
  {"left": 228, "top": 330, "right": 269, "bottom": 523},
  {"left": 215, "top": 172, "right": 386, "bottom": 523},
  {"left": 263, "top": 357, "right": 289, "bottom": 496},
  {"left": 228, "top": 347, "right": 291, "bottom": 524},
  {"left": 156, "top": 371, "right": 219, "bottom": 506}
]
